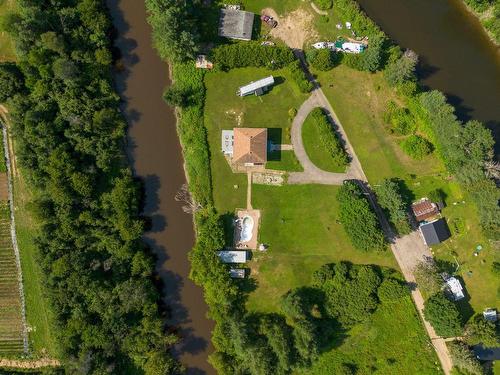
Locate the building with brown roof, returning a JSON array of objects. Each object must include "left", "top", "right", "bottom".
[
  {"left": 411, "top": 198, "right": 440, "bottom": 222},
  {"left": 232, "top": 128, "right": 268, "bottom": 166}
]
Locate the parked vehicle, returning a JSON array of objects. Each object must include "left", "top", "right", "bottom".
[{"left": 261, "top": 14, "right": 278, "bottom": 28}]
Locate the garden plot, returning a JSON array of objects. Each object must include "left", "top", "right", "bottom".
[{"left": 0, "top": 201, "right": 24, "bottom": 356}]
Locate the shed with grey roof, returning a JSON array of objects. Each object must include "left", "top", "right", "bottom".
[
  {"left": 219, "top": 9, "right": 254, "bottom": 41},
  {"left": 419, "top": 219, "right": 450, "bottom": 246}
]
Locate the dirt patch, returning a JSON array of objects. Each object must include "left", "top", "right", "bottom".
[{"left": 263, "top": 7, "right": 318, "bottom": 49}]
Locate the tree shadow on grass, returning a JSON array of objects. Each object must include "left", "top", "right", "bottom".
[
  {"left": 453, "top": 275, "right": 475, "bottom": 324},
  {"left": 221, "top": 212, "right": 235, "bottom": 247}
]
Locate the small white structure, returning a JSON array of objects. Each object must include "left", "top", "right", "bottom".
[
  {"left": 237, "top": 76, "right": 274, "bottom": 96},
  {"left": 229, "top": 268, "right": 246, "bottom": 278},
  {"left": 341, "top": 42, "right": 364, "bottom": 53},
  {"left": 345, "top": 21, "right": 352, "bottom": 29},
  {"left": 222, "top": 130, "right": 234, "bottom": 155},
  {"left": 217, "top": 250, "right": 248, "bottom": 264},
  {"left": 445, "top": 276, "right": 465, "bottom": 301},
  {"left": 483, "top": 308, "right": 498, "bottom": 322}
]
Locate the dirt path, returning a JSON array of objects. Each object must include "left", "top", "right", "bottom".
[{"left": 263, "top": 7, "right": 318, "bottom": 49}]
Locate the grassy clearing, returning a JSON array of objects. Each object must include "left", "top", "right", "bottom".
[
  {"left": 302, "top": 110, "right": 346, "bottom": 172},
  {"left": 204, "top": 66, "right": 308, "bottom": 213},
  {"left": 247, "top": 184, "right": 396, "bottom": 313},
  {"left": 0, "top": 0, "right": 16, "bottom": 62},
  {"left": 11, "top": 159, "right": 58, "bottom": 356},
  {"left": 304, "top": 296, "right": 441, "bottom": 375}
]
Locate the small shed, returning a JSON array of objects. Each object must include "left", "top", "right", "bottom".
[
  {"left": 419, "top": 219, "right": 450, "bottom": 246},
  {"left": 483, "top": 308, "right": 498, "bottom": 322},
  {"left": 444, "top": 276, "right": 465, "bottom": 301},
  {"left": 237, "top": 76, "right": 274, "bottom": 97},
  {"left": 217, "top": 250, "right": 248, "bottom": 264},
  {"left": 219, "top": 9, "right": 254, "bottom": 41},
  {"left": 222, "top": 130, "right": 234, "bottom": 155},
  {"left": 412, "top": 198, "right": 440, "bottom": 222},
  {"left": 229, "top": 268, "right": 246, "bottom": 278}
]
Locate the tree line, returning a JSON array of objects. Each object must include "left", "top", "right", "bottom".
[{"left": 0, "top": 1, "right": 181, "bottom": 373}]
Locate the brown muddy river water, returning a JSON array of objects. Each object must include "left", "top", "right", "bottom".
[
  {"left": 107, "top": 1, "right": 214, "bottom": 374},
  {"left": 358, "top": 0, "right": 500, "bottom": 153}
]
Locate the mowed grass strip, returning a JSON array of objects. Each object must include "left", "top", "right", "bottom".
[
  {"left": 0, "top": 201, "right": 24, "bottom": 356},
  {"left": 0, "top": 0, "right": 16, "bottom": 62}
]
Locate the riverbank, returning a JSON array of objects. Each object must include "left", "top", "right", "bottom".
[{"left": 459, "top": 0, "right": 500, "bottom": 46}]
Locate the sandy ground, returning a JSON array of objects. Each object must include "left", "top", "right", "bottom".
[
  {"left": 263, "top": 7, "right": 318, "bottom": 49},
  {"left": 0, "top": 358, "right": 60, "bottom": 369}
]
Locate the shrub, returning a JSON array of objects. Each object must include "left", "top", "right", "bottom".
[
  {"left": 307, "top": 49, "right": 338, "bottom": 71},
  {"left": 212, "top": 42, "right": 295, "bottom": 70},
  {"left": 464, "top": 313, "right": 500, "bottom": 347},
  {"left": 428, "top": 188, "right": 445, "bottom": 204},
  {"left": 0, "top": 63, "right": 24, "bottom": 102},
  {"left": 492, "top": 261, "right": 500, "bottom": 276},
  {"left": 343, "top": 34, "right": 386, "bottom": 72},
  {"left": 314, "top": 0, "right": 333, "bottom": 10},
  {"left": 448, "top": 341, "right": 484, "bottom": 375},
  {"left": 384, "top": 103, "right": 416, "bottom": 135},
  {"left": 309, "top": 108, "right": 349, "bottom": 167},
  {"left": 424, "top": 293, "right": 463, "bottom": 337},
  {"left": 377, "top": 278, "right": 408, "bottom": 302},
  {"left": 337, "top": 182, "right": 386, "bottom": 251},
  {"left": 400, "top": 135, "right": 433, "bottom": 159},
  {"left": 414, "top": 259, "right": 442, "bottom": 295},
  {"left": 289, "top": 60, "right": 313, "bottom": 93},
  {"left": 374, "top": 179, "right": 411, "bottom": 235}
]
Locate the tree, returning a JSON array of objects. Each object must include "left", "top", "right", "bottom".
[
  {"left": 163, "top": 85, "right": 191, "bottom": 107},
  {"left": 384, "top": 49, "right": 418, "bottom": 86},
  {"left": 0, "top": 63, "right": 24, "bottom": 102},
  {"left": 377, "top": 277, "right": 408, "bottom": 302},
  {"left": 308, "top": 48, "right": 337, "bottom": 71},
  {"left": 400, "top": 135, "right": 433, "bottom": 159},
  {"left": 259, "top": 315, "right": 296, "bottom": 372},
  {"left": 337, "top": 182, "right": 386, "bottom": 251},
  {"left": 492, "top": 262, "right": 500, "bottom": 276},
  {"left": 448, "top": 341, "right": 483, "bottom": 375},
  {"left": 414, "top": 258, "right": 442, "bottom": 295},
  {"left": 314, "top": 0, "right": 333, "bottom": 10},
  {"left": 52, "top": 58, "right": 79, "bottom": 81},
  {"left": 374, "top": 179, "right": 411, "bottom": 235},
  {"left": 424, "top": 292, "right": 463, "bottom": 337},
  {"left": 464, "top": 314, "right": 499, "bottom": 347}
]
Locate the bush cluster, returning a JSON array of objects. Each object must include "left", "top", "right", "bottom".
[
  {"left": 374, "top": 179, "right": 411, "bottom": 235},
  {"left": 314, "top": 0, "right": 333, "bottom": 10},
  {"left": 212, "top": 42, "right": 295, "bottom": 70},
  {"left": 337, "top": 182, "right": 386, "bottom": 251},
  {"left": 309, "top": 108, "right": 349, "bottom": 167},
  {"left": 307, "top": 49, "right": 338, "bottom": 71},
  {"left": 424, "top": 292, "right": 463, "bottom": 337},
  {"left": 2, "top": 1, "right": 181, "bottom": 373},
  {"left": 400, "top": 135, "right": 433, "bottom": 159},
  {"left": 383, "top": 101, "right": 416, "bottom": 135},
  {"left": 289, "top": 60, "right": 313, "bottom": 93}
]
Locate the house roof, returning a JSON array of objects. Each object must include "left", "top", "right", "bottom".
[
  {"left": 420, "top": 219, "right": 450, "bottom": 246},
  {"left": 217, "top": 251, "right": 248, "bottom": 264},
  {"left": 238, "top": 76, "right": 274, "bottom": 96},
  {"left": 233, "top": 128, "right": 267, "bottom": 164},
  {"left": 472, "top": 344, "right": 500, "bottom": 361},
  {"left": 412, "top": 198, "right": 439, "bottom": 221},
  {"left": 218, "top": 9, "right": 254, "bottom": 41}
]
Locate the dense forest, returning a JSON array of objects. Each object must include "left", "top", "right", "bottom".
[{"left": 0, "top": 0, "right": 180, "bottom": 373}]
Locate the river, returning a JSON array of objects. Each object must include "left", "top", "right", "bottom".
[
  {"left": 357, "top": 0, "right": 500, "bottom": 154},
  {"left": 106, "top": 1, "right": 214, "bottom": 374}
]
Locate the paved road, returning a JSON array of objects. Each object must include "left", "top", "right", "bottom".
[{"left": 288, "top": 89, "right": 367, "bottom": 184}]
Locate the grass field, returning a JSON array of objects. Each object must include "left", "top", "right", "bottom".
[
  {"left": 0, "top": 0, "right": 16, "bottom": 62},
  {"left": 247, "top": 184, "right": 396, "bottom": 313},
  {"left": 204, "top": 66, "right": 308, "bottom": 213},
  {"left": 13, "top": 172, "right": 58, "bottom": 357},
  {"left": 304, "top": 295, "right": 441, "bottom": 375},
  {"left": 0, "top": 200, "right": 24, "bottom": 356},
  {"left": 302, "top": 110, "right": 346, "bottom": 173}
]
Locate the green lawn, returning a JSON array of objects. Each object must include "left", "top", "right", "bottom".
[
  {"left": 13, "top": 168, "right": 59, "bottom": 357},
  {"left": 204, "top": 66, "right": 308, "bottom": 213},
  {"left": 304, "top": 296, "right": 441, "bottom": 375},
  {"left": 302, "top": 110, "right": 346, "bottom": 173},
  {"left": 0, "top": 0, "right": 16, "bottom": 62},
  {"left": 267, "top": 150, "right": 303, "bottom": 172},
  {"left": 247, "top": 184, "right": 396, "bottom": 313}
]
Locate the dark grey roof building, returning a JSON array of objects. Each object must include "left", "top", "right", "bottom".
[
  {"left": 473, "top": 344, "right": 500, "bottom": 361},
  {"left": 419, "top": 219, "right": 450, "bottom": 246},
  {"left": 219, "top": 9, "right": 254, "bottom": 41}
]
